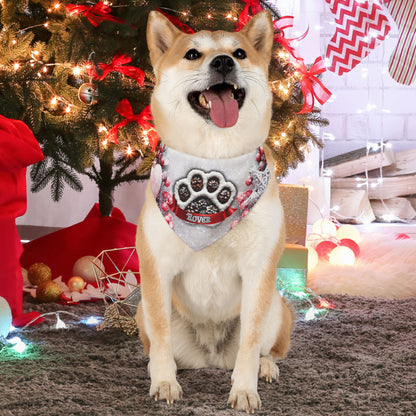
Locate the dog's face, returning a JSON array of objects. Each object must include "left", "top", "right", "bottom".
[{"left": 147, "top": 10, "right": 274, "bottom": 158}]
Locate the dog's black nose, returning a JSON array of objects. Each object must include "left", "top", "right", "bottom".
[{"left": 210, "top": 55, "right": 235, "bottom": 76}]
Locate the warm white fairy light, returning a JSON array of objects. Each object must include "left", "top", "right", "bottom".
[
  {"left": 51, "top": 97, "right": 58, "bottom": 105},
  {"left": 98, "top": 124, "right": 108, "bottom": 134},
  {"left": 125, "top": 144, "right": 133, "bottom": 156},
  {"left": 65, "top": 105, "right": 71, "bottom": 113},
  {"left": 13, "top": 62, "right": 20, "bottom": 71},
  {"left": 73, "top": 66, "right": 82, "bottom": 76}
]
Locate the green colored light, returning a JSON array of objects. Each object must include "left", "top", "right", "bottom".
[{"left": 276, "top": 268, "right": 307, "bottom": 296}]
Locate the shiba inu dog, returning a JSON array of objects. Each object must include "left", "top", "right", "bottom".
[{"left": 136, "top": 9, "right": 294, "bottom": 412}]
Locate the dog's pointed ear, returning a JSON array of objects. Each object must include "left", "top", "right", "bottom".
[
  {"left": 240, "top": 10, "right": 274, "bottom": 63},
  {"left": 147, "top": 10, "right": 182, "bottom": 67}
]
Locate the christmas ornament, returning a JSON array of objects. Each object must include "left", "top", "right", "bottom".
[
  {"left": 340, "top": 238, "right": 360, "bottom": 258},
  {"left": 312, "top": 219, "right": 337, "bottom": 237},
  {"left": 336, "top": 224, "right": 361, "bottom": 244},
  {"left": 296, "top": 57, "right": 332, "bottom": 114},
  {"left": 73, "top": 256, "right": 105, "bottom": 283},
  {"left": 96, "top": 52, "right": 145, "bottom": 85},
  {"left": 384, "top": 0, "right": 416, "bottom": 85},
  {"left": 106, "top": 100, "right": 158, "bottom": 150},
  {"left": 325, "top": 0, "right": 391, "bottom": 75},
  {"left": 307, "top": 247, "right": 319, "bottom": 271},
  {"left": 67, "top": 276, "right": 86, "bottom": 292},
  {"left": 0, "top": 296, "right": 12, "bottom": 338},
  {"left": 27, "top": 262, "right": 52, "bottom": 286},
  {"left": 78, "top": 83, "right": 98, "bottom": 105},
  {"left": 316, "top": 240, "right": 337, "bottom": 261},
  {"left": 65, "top": 1, "right": 125, "bottom": 27},
  {"left": 36, "top": 281, "right": 62, "bottom": 303},
  {"left": 329, "top": 245, "right": 356, "bottom": 266}
]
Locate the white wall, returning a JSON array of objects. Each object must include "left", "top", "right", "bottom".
[{"left": 320, "top": 1, "right": 416, "bottom": 159}]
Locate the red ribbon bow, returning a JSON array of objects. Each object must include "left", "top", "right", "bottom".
[
  {"left": 273, "top": 16, "right": 309, "bottom": 60},
  {"left": 296, "top": 57, "right": 332, "bottom": 114},
  {"left": 106, "top": 100, "right": 159, "bottom": 150},
  {"left": 66, "top": 1, "right": 125, "bottom": 27},
  {"left": 157, "top": 9, "right": 195, "bottom": 34},
  {"left": 235, "top": 0, "right": 263, "bottom": 31},
  {"left": 96, "top": 52, "right": 145, "bottom": 85}
]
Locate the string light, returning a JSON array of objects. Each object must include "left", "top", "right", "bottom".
[
  {"left": 73, "top": 66, "right": 82, "bottom": 76},
  {"left": 13, "top": 62, "right": 20, "bottom": 71},
  {"left": 125, "top": 144, "right": 133, "bottom": 156}
]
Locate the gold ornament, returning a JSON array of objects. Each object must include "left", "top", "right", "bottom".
[
  {"left": 73, "top": 256, "right": 105, "bottom": 283},
  {"left": 36, "top": 281, "right": 62, "bottom": 303},
  {"left": 78, "top": 83, "right": 98, "bottom": 105},
  {"left": 67, "top": 276, "right": 86, "bottom": 292},
  {"left": 27, "top": 262, "right": 52, "bottom": 286}
]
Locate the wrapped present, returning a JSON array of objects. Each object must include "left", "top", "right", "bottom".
[
  {"left": 279, "top": 184, "right": 308, "bottom": 245},
  {"left": 276, "top": 243, "right": 308, "bottom": 294}
]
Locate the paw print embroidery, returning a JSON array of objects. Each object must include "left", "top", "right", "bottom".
[{"left": 174, "top": 169, "right": 237, "bottom": 216}]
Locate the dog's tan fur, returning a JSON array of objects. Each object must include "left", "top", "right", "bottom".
[{"left": 136, "top": 10, "right": 294, "bottom": 412}]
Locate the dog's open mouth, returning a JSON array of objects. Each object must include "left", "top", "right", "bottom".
[{"left": 187, "top": 83, "right": 245, "bottom": 128}]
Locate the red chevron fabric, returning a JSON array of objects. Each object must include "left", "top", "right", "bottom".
[
  {"left": 325, "top": 0, "right": 391, "bottom": 75},
  {"left": 384, "top": 0, "right": 416, "bottom": 85}
]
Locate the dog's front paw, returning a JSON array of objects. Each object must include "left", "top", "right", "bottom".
[
  {"left": 228, "top": 387, "right": 261, "bottom": 413},
  {"left": 150, "top": 380, "right": 183, "bottom": 404},
  {"left": 258, "top": 355, "right": 279, "bottom": 383}
]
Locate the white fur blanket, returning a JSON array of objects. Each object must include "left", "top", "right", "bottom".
[{"left": 307, "top": 233, "right": 416, "bottom": 298}]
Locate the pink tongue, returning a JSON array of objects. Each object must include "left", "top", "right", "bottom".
[{"left": 202, "top": 88, "right": 239, "bottom": 128}]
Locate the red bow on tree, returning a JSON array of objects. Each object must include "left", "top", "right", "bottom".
[
  {"left": 96, "top": 53, "right": 145, "bottom": 85},
  {"left": 296, "top": 57, "right": 332, "bottom": 114},
  {"left": 106, "top": 100, "right": 159, "bottom": 150},
  {"left": 157, "top": 8, "right": 195, "bottom": 34},
  {"left": 235, "top": 0, "right": 263, "bottom": 31},
  {"left": 65, "top": 1, "right": 125, "bottom": 27},
  {"left": 273, "top": 16, "right": 309, "bottom": 60}
]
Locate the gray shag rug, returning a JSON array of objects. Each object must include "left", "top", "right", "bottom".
[{"left": 1, "top": 295, "right": 415, "bottom": 416}]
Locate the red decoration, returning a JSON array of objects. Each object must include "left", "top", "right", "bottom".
[
  {"left": 339, "top": 238, "right": 360, "bottom": 258},
  {"left": 20, "top": 204, "right": 139, "bottom": 284},
  {"left": 96, "top": 52, "right": 145, "bottom": 86},
  {"left": 157, "top": 8, "right": 195, "bottom": 34},
  {"left": 235, "top": 0, "right": 263, "bottom": 31},
  {"left": 395, "top": 233, "right": 411, "bottom": 240},
  {"left": 273, "top": 16, "right": 308, "bottom": 60},
  {"left": 65, "top": 1, "right": 125, "bottom": 27},
  {"left": 296, "top": 57, "right": 332, "bottom": 114},
  {"left": 0, "top": 114, "right": 44, "bottom": 326},
  {"left": 315, "top": 240, "right": 337, "bottom": 261},
  {"left": 324, "top": 0, "right": 391, "bottom": 76},
  {"left": 106, "top": 100, "right": 159, "bottom": 151}
]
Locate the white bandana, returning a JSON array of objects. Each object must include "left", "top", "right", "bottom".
[{"left": 151, "top": 143, "right": 270, "bottom": 251}]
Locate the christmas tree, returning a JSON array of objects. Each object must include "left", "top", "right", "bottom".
[{"left": 0, "top": 0, "right": 329, "bottom": 217}]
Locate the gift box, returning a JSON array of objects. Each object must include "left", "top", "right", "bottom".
[
  {"left": 277, "top": 184, "right": 309, "bottom": 294},
  {"left": 276, "top": 243, "right": 308, "bottom": 294},
  {"left": 279, "top": 184, "right": 309, "bottom": 245}
]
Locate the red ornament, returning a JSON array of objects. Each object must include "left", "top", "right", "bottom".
[
  {"left": 315, "top": 240, "right": 337, "bottom": 261},
  {"left": 339, "top": 238, "right": 360, "bottom": 258},
  {"left": 395, "top": 233, "right": 411, "bottom": 240}
]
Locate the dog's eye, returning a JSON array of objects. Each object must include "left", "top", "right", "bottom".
[
  {"left": 184, "top": 49, "right": 202, "bottom": 60},
  {"left": 233, "top": 48, "right": 247, "bottom": 60}
]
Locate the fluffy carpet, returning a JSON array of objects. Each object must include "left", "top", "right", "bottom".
[
  {"left": 0, "top": 295, "right": 415, "bottom": 416},
  {"left": 308, "top": 233, "right": 416, "bottom": 298}
]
